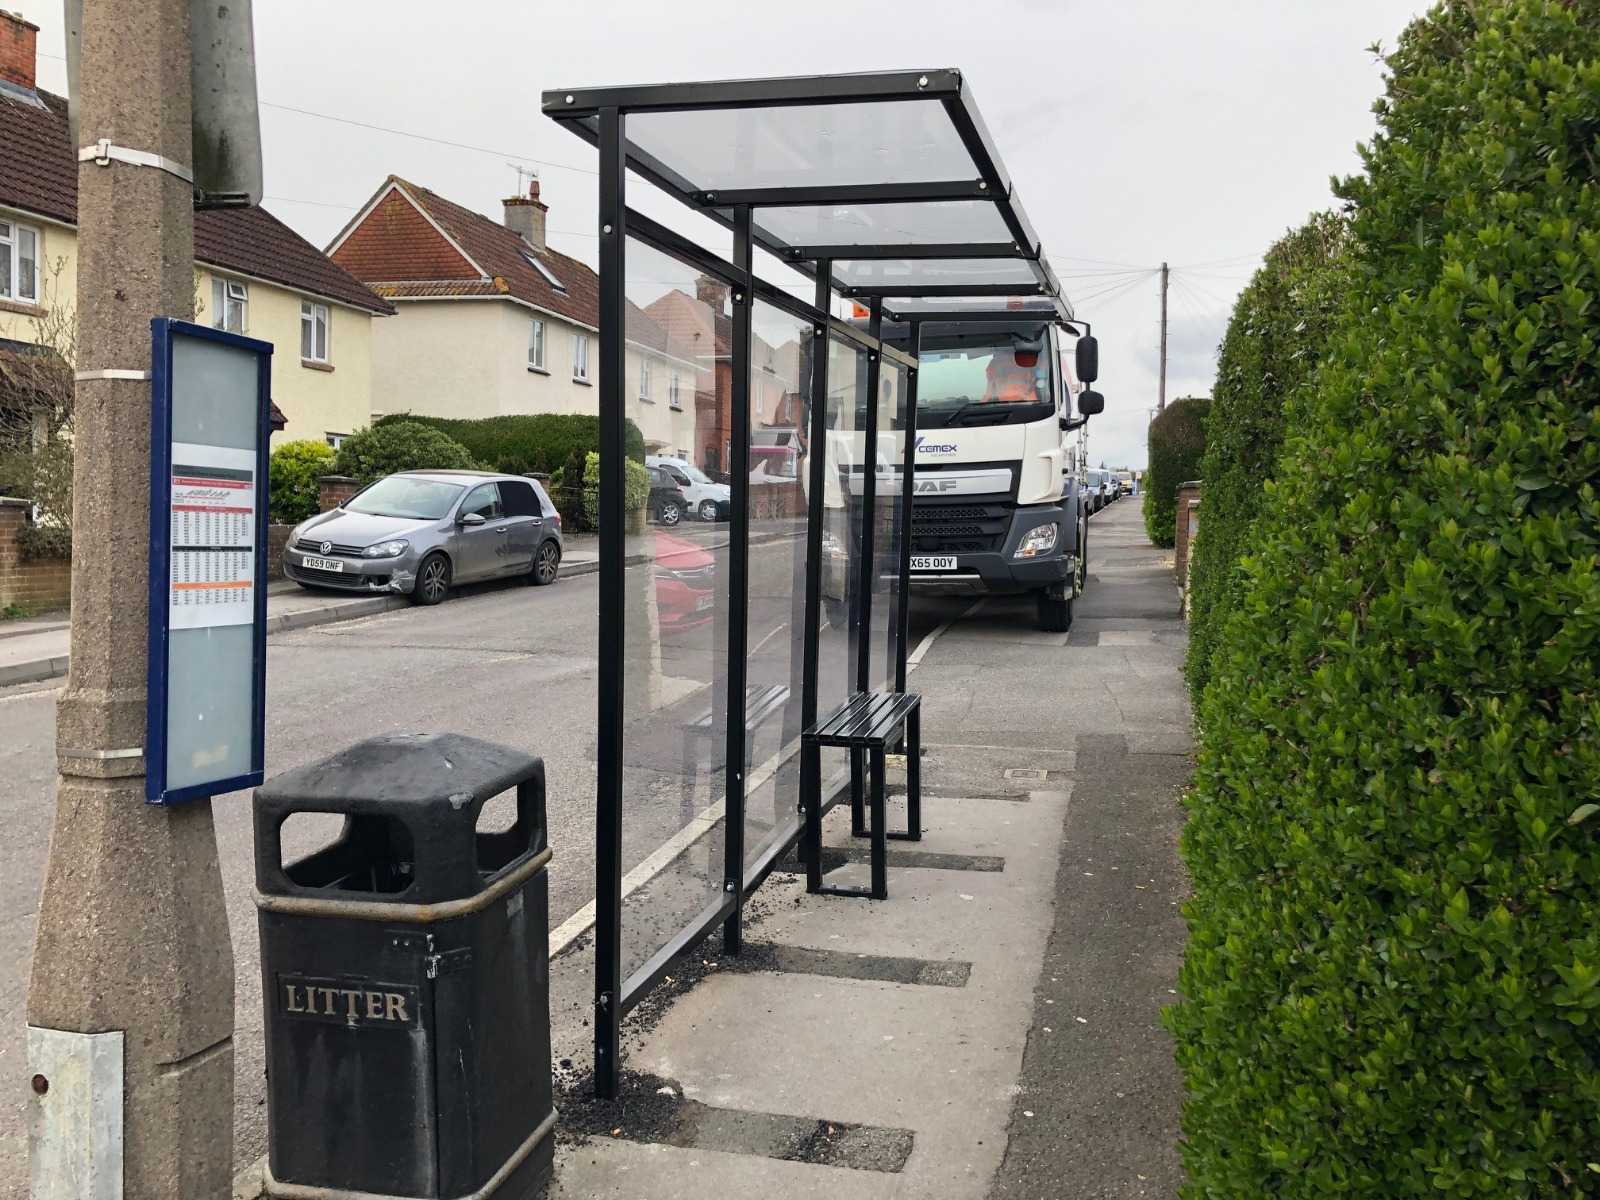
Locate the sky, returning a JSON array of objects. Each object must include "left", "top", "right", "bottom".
[{"left": 19, "top": 0, "right": 1427, "bottom": 469}]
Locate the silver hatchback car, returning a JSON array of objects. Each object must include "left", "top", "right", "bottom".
[{"left": 283, "top": 470, "right": 563, "bottom": 605}]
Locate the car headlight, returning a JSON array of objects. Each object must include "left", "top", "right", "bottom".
[
  {"left": 362, "top": 540, "right": 409, "bottom": 559},
  {"left": 1014, "top": 523, "right": 1058, "bottom": 560}
]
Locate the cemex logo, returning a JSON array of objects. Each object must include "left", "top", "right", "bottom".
[{"left": 915, "top": 436, "right": 959, "bottom": 454}]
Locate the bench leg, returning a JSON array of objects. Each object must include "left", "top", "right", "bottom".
[
  {"left": 850, "top": 746, "right": 867, "bottom": 837},
  {"left": 870, "top": 746, "right": 888, "bottom": 900},
  {"left": 906, "top": 706, "right": 922, "bottom": 841},
  {"left": 803, "top": 741, "right": 823, "bottom": 894}
]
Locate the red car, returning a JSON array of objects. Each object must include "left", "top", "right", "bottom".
[{"left": 653, "top": 530, "right": 716, "bottom": 632}]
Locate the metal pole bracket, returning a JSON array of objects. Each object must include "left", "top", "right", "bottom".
[{"left": 78, "top": 139, "right": 195, "bottom": 186}]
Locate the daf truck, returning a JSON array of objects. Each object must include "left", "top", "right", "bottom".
[{"left": 895, "top": 319, "right": 1103, "bottom": 631}]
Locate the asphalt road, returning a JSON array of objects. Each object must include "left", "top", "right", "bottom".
[{"left": 0, "top": 522, "right": 948, "bottom": 1188}]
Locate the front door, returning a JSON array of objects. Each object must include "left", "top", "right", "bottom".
[{"left": 454, "top": 483, "right": 505, "bottom": 581}]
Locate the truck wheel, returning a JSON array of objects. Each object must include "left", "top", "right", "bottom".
[{"left": 1036, "top": 589, "right": 1073, "bottom": 633}]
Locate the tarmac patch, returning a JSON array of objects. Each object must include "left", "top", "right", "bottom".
[{"left": 729, "top": 941, "right": 972, "bottom": 987}]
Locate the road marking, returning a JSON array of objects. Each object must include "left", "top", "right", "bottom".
[{"left": 906, "top": 597, "right": 985, "bottom": 671}]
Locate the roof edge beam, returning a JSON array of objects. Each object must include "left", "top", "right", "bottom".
[
  {"left": 787, "top": 241, "right": 1028, "bottom": 261},
  {"left": 542, "top": 69, "right": 964, "bottom": 118},
  {"left": 842, "top": 282, "right": 1052, "bottom": 299},
  {"left": 694, "top": 180, "right": 999, "bottom": 207}
]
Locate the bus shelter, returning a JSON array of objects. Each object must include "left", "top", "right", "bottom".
[{"left": 542, "top": 70, "right": 1075, "bottom": 1096}]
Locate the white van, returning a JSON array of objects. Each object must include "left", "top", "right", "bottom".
[{"left": 644, "top": 455, "right": 731, "bottom": 522}]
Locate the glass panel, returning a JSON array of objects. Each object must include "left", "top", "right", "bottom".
[
  {"left": 742, "top": 300, "right": 813, "bottom": 871},
  {"left": 820, "top": 337, "right": 869, "bottom": 709},
  {"left": 627, "top": 99, "right": 975, "bottom": 191},
  {"left": 619, "top": 235, "right": 732, "bottom": 983},
  {"left": 755, "top": 201, "right": 1013, "bottom": 249},
  {"left": 869, "top": 364, "right": 908, "bottom": 691},
  {"left": 832, "top": 257, "right": 1038, "bottom": 288}
]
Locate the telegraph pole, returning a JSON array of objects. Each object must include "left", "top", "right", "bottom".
[
  {"left": 27, "top": 1, "right": 236, "bottom": 1196},
  {"left": 1158, "top": 261, "right": 1169, "bottom": 412}
]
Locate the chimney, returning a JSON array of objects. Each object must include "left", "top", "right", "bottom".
[
  {"left": 0, "top": 9, "right": 38, "bottom": 93},
  {"left": 502, "top": 178, "right": 548, "bottom": 254},
  {"left": 695, "top": 273, "right": 729, "bottom": 311}
]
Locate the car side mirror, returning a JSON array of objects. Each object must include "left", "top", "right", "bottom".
[
  {"left": 459, "top": 511, "right": 487, "bottom": 527},
  {"left": 1078, "top": 389, "right": 1105, "bottom": 416},
  {"left": 1075, "top": 336, "right": 1099, "bottom": 384}
]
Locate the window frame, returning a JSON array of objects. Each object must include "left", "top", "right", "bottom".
[
  {"left": 211, "top": 276, "right": 249, "bottom": 333},
  {"left": 528, "top": 318, "right": 546, "bottom": 371},
  {"left": 573, "top": 333, "right": 591, "bottom": 382},
  {"left": 459, "top": 483, "right": 503, "bottom": 522},
  {"left": 0, "top": 218, "right": 41, "bottom": 304},
  {"left": 300, "top": 299, "right": 331, "bottom": 364},
  {"left": 669, "top": 371, "right": 683, "bottom": 410},
  {"left": 638, "top": 355, "right": 652, "bottom": 402}
]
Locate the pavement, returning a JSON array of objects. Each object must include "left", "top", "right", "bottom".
[{"left": 2, "top": 499, "right": 1192, "bottom": 1198}]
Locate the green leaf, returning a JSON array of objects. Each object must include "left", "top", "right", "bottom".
[{"left": 1568, "top": 804, "right": 1600, "bottom": 826}]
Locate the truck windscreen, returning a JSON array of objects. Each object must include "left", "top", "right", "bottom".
[{"left": 914, "top": 329, "right": 1056, "bottom": 430}]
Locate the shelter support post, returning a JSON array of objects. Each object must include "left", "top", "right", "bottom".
[
  {"left": 799, "top": 261, "right": 831, "bottom": 874},
  {"left": 895, "top": 321, "right": 921, "bottom": 695},
  {"left": 593, "top": 105, "right": 626, "bottom": 1102}
]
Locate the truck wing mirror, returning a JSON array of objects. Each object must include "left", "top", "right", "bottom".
[
  {"left": 1078, "top": 389, "right": 1105, "bottom": 417},
  {"left": 1075, "top": 335, "right": 1100, "bottom": 384}
]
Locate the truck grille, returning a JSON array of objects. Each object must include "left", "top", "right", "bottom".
[{"left": 911, "top": 501, "right": 1010, "bottom": 555}]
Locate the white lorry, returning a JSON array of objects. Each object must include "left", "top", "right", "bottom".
[{"left": 895, "top": 319, "right": 1103, "bottom": 631}]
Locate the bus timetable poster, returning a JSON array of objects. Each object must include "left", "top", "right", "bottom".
[{"left": 168, "top": 442, "right": 257, "bottom": 630}]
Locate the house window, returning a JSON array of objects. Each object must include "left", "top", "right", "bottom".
[
  {"left": 300, "top": 301, "right": 330, "bottom": 363},
  {"left": 528, "top": 319, "right": 545, "bottom": 370},
  {"left": 639, "top": 357, "right": 652, "bottom": 402},
  {"left": 669, "top": 372, "right": 682, "bottom": 410},
  {"left": 325, "top": 432, "right": 349, "bottom": 450},
  {"left": 573, "top": 333, "right": 590, "bottom": 382},
  {"left": 0, "top": 219, "right": 39, "bottom": 303},
  {"left": 523, "top": 252, "right": 567, "bottom": 294},
  {"left": 211, "top": 277, "right": 248, "bottom": 332}
]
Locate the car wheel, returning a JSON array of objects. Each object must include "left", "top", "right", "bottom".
[
  {"left": 1036, "top": 589, "right": 1073, "bottom": 633},
  {"left": 412, "top": 552, "right": 451, "bottom": 606},
  {"left": 530, "top": 539, "right": 561, "bottom": 586},
  {"left": 658, "top": 498, "right": 683, "bottom": 526},
  {"left": 823, "top": 596, "right": 849, "bottom": 629},
  {"left": 699, "top": 500, "right": 721, "bottom": 522}
]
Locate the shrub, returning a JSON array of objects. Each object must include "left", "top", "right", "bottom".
[
  {"left": 375, "top": 412, "right": 645, "bottom": 476},
  {"left": 332, "top": 421, "right": 478, "bottom": 483},
  {"left": 267, "top": 439, "right": 336, "bottom": 525},
  {"left": 1142, "top": 396, "right": 1209, "bottom": 547},
  {"left": 1184, "top": 213, "right": 1349, "bottom": 701},
  {"left": 578, "top": 452, "right": 649, "bottom": 530},
  {"left": 1170, "top": 4, "right": 1600, "bottom": 1197},
  {"left": 17, "top": 522, "right": 70, "bottom": 561}
]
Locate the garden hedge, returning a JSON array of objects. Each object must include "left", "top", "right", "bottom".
[
  {"left": 376, "top": 412, "right": 645, "bottom": 476},
  {"left": 267, "top": 439, "right": 336, "bottom": 524},
  {"left": 1183, "top": 212, "right": 1349, "bottom": 701},
  {"left": 1170, "top": 3, "right": 1600, "bottom": 1197},
  {"left": 332, "top": 421, "right": 478, "bottom": 482},
  {"left": 1142, "top": 396, "right": 1210, "bottom": 547}
]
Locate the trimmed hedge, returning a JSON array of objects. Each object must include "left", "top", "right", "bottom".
[
  {"left": 267, "top": 439, "right": 336, "bottom": 524},
  {"left": 1184, "top": 212, "right": 1349, "bottom": 701},
  {"left": 1142, "top": 396, "right": 1209, "bottom": 547},
  {"left": 1170, "top": 4, "right": 1600, "bottom": 1197},
  {"left": 332, "top": 421, "right": 478, "bottom": 483},
  {"left": 376, "top": 412, "right": 645, "bottom": 476}
]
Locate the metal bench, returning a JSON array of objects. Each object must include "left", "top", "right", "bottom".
[{"left": 801, "top": 690, "right": 922, "bottom": 900}]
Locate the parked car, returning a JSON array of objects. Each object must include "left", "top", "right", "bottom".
[
  {"left": 284, "top": 470, "right": 563, "bottom": 605},
  {"left": 646, "top": 454, "right": 731, "bottom": 521},
  {"left": 648, "top": 465, "right": 689, "bottom": 526},
  {"left": 1081, "top": 469, "right": 1106, "bottom": 515},
  {"left": 653, "top": 530, "right": 716, "bottom": 632},
  {"left": 1117, "top": 470, "right": 1136, "bottom": 496}
]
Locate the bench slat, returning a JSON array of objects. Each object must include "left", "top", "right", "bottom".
[{"left": 805, "top": 690, "right": 920, "bottom": 747}]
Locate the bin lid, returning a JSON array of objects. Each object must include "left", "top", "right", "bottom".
[{"left": 256, "top": 732, "right": 538, "bottom": 811}]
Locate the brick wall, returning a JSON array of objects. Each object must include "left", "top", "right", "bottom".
[
  {"left": 1173, "top": 481, "right": 1202, "bottom": 603},
  {"left": 318, "top": 475, "right": 361, "bottom": 511},
  {"left": 267, "top": 524, "right": 291, "bottom": 580},
  {"left": 0, "top": 497, "right": 71, "bottom": 612}
]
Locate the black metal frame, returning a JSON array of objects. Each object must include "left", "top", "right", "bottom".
[{"left": 548, "top": 68, "right": 1068, "bottom": 1099}]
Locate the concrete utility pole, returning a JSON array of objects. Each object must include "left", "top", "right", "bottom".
[
  {"left": 1157, "top": 261, "right": 1169, "bottom": 413},
  {"left": 27, "top": 1, "right": 235, "bottom": 1197}
]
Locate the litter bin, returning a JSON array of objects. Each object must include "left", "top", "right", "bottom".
[{"left": 253, "top": 732, "right": 555, "bottom": 1199}]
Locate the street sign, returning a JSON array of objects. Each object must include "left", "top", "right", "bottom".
[{"left": 146, "top": 318, "right": 273, "bottom": 805}]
